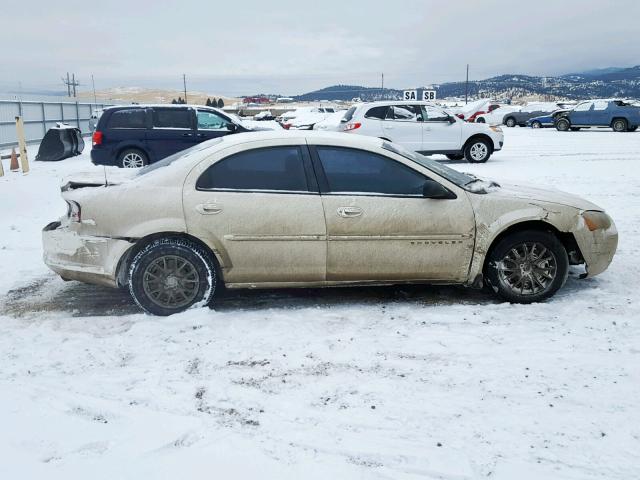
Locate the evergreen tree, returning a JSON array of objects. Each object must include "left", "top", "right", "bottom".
[
  {"left": 171, "top": 98, "right": 177, "bottom": 104},
  {"left": 217, "top": 98, "right": 224, "bottom": 108},
  {"left": 205, "top": 98, "right": 211, "bottom": 107}
]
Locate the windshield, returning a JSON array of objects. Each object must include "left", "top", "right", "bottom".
[
  {"left": 137, "top": 138, "right": 223, "bottom": 176},
  {"left": 381, "top": 141, "right": 475, "bottom": 188}
]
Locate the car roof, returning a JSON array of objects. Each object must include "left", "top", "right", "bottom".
[
  {"left": 215, "top": 130, "right": 384, "bottom": 148},
  {"left": 355, "top": 100, "right": 438, "bottom": 108},
  {"left": 103, "top": 104, "right": 223, "bottom": 111}
]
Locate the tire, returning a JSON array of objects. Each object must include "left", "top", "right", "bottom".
[
  {"left": 531, "top": 121, "right": 542, "bottom": 129},
  {"left": 486, "top": 230, "right": 568, "bottom": 304},
  {"left": 476, "top": 117, "right": 486, "bottom": 123},
  {"left": 612, "top": 118, "right": 628, "bottom": 132},
  {"left": 555, "top": 118, "right": 570, "bottom": 132},
  {"left": 464, "top": 138, "right": 492, "bottom": 163},
  {"left": 118, "top": 148, "right": 148, "bottom": 168},
  {"left": 446, "top": 153, "right": 464, "bottom": 160},
  {"left": 505, "top": 117, "right": 517, "bottom": 128},
  {"left": 128, "top": 238, "right": 217, "bottom": 316}
]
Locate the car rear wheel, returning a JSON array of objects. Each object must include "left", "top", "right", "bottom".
[
  {"left": 555, "top": 118, "right": 570, "bottom": 131},
  {"left": 612, "top": 119, "right": 628, "bottom": 132},
  {"left": 119, "top": 149, "right": 148, "bottom": 168},
  {"left": 476, "top": 117, "right": 486, "bottom": 123},
  {"left": 531, "top": 121, "right": 542, "bottom": 129},
  {"left": 464, "top": 138, "right": 491, "bottom": 163},
  {"left": 445, "top": 153, "right": 464, "bottom": 160},
  {"left": 505, "top": 117, "right": 516, "bottom": 128},
  {"left": 129, "top": 238, "right": 217, "bottom": 316},
  {"left": 486, "top": 230, "right": 568, "bottom": 303}
]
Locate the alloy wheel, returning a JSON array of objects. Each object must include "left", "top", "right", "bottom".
[
  {"left": 496, "top": 242, "right": 557, "bottom": 296},
  {"left": 470, "top": 142, "right": 488, "bottom": 161},
  {"left": 142, "top": 255, "right": 200, "bottom": 309},
  {"left": 122, "top": 152, "right": 145, "bottom": 168}
]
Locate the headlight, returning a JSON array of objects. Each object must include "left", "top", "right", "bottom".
[
  {"left": 490, "top": 126, "right": 502, "bottom": 132},
  {"left": 582, "top": 210, "right": 611, "bottom": 231}
]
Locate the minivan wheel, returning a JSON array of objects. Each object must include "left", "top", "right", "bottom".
[
  {"left": 555, "top": 118, "right": 570, "bottom": 131},
  {"left": 128, "top": 238, "right": 217, "bottom": 316},
  {"left": 486, "top": 230, "right": 568, "bottom": 304},
  {"left": 464, "top": 138, "right": 491, "bottom": 163},
  {"left": 612, "top": 119, "right": 628, "bottom": 132},
  {"left": 119, "top": 149, "right": 148, "bottom": 168},
  {"left": 505, "top": 117, "right": 516, "bottom": 127}
]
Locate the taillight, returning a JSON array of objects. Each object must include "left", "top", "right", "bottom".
[
  {"left": 343, "top": 122, "right": 361, "bottom": 131},
  {"left": 67, "top": 201, "right": 81, "bottom": 223},
  {"left": 92, "top": 130, "right": 103, "bottom": 146}
]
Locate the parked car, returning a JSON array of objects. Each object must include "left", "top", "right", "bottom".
[
  {"left": 279, "top": 106, "right": 336, "bottom": 130},
  {"left": 88, "top": 108, "right": 103, "bottom": 132},
  {"left": 312, "top": 110, "right": 349, "bottom": 131},
  {"left": 502, "top": 103, "right": 564, "bottom": 127},
  {"left": 555, "top": 99, "right": 640, "bottom": 132},
  {"left": 90, "top": 105, "right": 265, "bottom": 168},
  {"left": 449, "top": 99, "right": 491, "bottom": 121},
  {"left": 253, "top": 110, "right": 275, "bottom": 121},
  {"left": 526, "top": 108, "right": 572, "bottom": 128},
  {"left": 340, "top": 101, "right": 503, "bottom": 163},
  {"left": 43, "top": 131, "right": 617, "bottom": 315},
  {"left": 474, "top": 104, "right": 520, "bottom": 125}
]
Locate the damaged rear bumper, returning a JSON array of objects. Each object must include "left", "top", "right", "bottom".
[{"left": 42, "top": 221, "right": 132, "bottom": 288}]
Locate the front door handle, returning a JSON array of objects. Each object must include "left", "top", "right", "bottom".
[
  {"left": 337, "top": 206, "right": 363, "bottom": 218},
  {"left": 182, "top": 132, "right": 194, "bottom": 137},
  {"left": 195, "top": 203, "right": 222, "bottom": 215}
]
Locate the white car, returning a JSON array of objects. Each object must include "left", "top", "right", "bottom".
[
  {"left": 340, "top": 101, "right": 504, "bottom": 163},
  {"left": 280, "top": 107, "right": 336, "bottom": 129},
  {"left": 474, "top": 104, "right": 521, "bottom": 125},
  {"left": 312, "top": 110, "right": 348, "bottom": 131}
]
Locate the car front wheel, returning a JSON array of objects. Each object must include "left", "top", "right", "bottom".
[
  {"left": 505, "top": 117, "right": 516, "bottom": 127},
  {"left": 531, "top": 121, "right": 542, "bottom": 129},
  {"left": 128, "top": 238, "right": 217, "bottom": 316},
  {"left": 464, "top": 138, "right": 491, "bottom": 163},
  {"left": 486, "top": 230, "right": 568, "bottom": 303}
]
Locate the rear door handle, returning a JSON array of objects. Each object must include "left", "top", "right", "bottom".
[
  {"left": 182, "top": 132, "right": 194, "bottom": 137},
  {"left": 337, "top": 206, "right": 363, "bottom": 218},
  {"left": 196, "top": 203, "right": 222, "bottom": 215}
]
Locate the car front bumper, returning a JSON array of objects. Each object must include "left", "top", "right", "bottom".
[
  {"left": 573, "top": 219, "right": 618, "bottom": 277},
  {"left": 42, "top": 221, "right": 132, "bottom": 288}
]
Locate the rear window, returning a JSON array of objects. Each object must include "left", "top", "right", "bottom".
[
  {"left": 364, "top": 106, "right": 389, "bottom": 119},
  {"left": 152, "top": 108, "right": 192, "bottom": 129},
  {"left": 107, "top": 109, "right": 146, "bottom": 129},
  {"left": 341, "top": 106, "right": 357, "bottom": 123}
]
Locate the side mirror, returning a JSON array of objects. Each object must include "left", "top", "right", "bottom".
[
  {"left": 423, "top": 179, "right": 455, "bottom": 199},
  {"left": 227, "top": 123, "right": 238, "bottom": 132},
  {"left": 447, "top": 115, "right": 457, "bottom": 124}
]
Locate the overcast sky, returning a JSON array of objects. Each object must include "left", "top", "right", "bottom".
[{"left": 2, "top": 0, "right": 639, "bottom": 96}]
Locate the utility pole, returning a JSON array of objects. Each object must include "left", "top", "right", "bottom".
[
  {"left": 381, "top": 72, "right": 384, "bottom": 91},
  {"left": 91, "top": 74, "right": 97, "bottom": 105},
  {"left": 465, "top": 64, "right": 469, "bottom": 104},
  {"left": 183, "top": 74, "right": 188, "bottom": 104},
  {"left": 62, "top": 73, "right": 80, "bottom": 98}
]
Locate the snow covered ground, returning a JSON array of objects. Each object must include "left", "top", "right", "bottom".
[{"left": 1, "top": 128, "right": 639, "bottom": 479}]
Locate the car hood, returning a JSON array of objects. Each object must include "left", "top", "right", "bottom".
[{"left": 484, "top": 182, "right": 602, "bottom": 211}]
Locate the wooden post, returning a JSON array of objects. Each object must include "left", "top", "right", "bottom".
[
  {"left": 0, "top": 155, "right": 4, "bottom": 177},
  {"left": 15, "top": 116, "right": 29, "bottom": 174}
]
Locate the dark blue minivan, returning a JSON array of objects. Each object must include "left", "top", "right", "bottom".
[{"left": 91, "top": 105, "right": 256, "bottom": 167}]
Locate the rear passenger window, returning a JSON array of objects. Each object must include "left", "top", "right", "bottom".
[
  {"left": 389, "top": 105, "right": 422, "bottom": 121},
  {"left": 152, "top": 108, "right": 192, "bottom": 129},
  {"left": 108, "top": 109, "right": 147, "bottom": 129},
  {"left": 196, "top": 146, "right": 309, "bottom": 192},
  {"left": 364, "top": 106, "right": 389, "bottom": 119},
  {"left": 317, "top": 146, "right": 426, "bottom": 196}
]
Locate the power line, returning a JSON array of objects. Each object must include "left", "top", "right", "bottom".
[{"left": 62, "top": 72, "right": 80, "bottom": 98}]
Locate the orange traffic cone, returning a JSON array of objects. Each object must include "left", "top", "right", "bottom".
[{"left": 10, "top": 148, "right": 19, "bottom": 172}]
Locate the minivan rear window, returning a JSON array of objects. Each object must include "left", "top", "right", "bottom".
[
  {"left": 108, "top": 109, "right": 147, "bottom": 129},
  {"left": 152, "top": 108, "right": 192, "bottom": 129}
]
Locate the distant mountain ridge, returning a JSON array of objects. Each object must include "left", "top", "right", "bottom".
[{"left": 296, "top": 65, "right": 640, "bottom": 101}]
